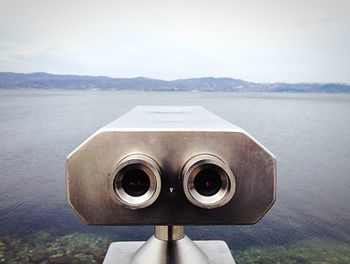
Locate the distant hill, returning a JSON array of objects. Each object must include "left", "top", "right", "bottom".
[{"left": 0, "top": 72, "right": 349, "bottom": 93}]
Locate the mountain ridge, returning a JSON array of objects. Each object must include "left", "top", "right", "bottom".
[{"left": 0, "top": 72, "right": 349, "bottom": 93}]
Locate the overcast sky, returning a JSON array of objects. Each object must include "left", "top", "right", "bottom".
[{"left": 0, "top": 0, "right": 349, "bottom": 82}]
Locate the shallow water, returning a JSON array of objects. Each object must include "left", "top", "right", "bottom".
[{"left": 0, "top": 90, "right": 349, "bottom": 249}]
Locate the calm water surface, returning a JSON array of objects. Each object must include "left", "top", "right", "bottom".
[{"left": 0, "top": 89, "right": 349, "bottom": 248}]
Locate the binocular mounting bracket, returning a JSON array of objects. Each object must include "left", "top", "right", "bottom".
[{"left": 103, "top": 225, "right": 236, "bottom": 264}]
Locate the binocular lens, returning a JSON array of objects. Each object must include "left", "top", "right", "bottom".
[
  {"left": 111, "top": 154, "right": 162, "bottom": 209},
  {"left": 182, "top": 154, "right": 236, "bottom": 209},
  {"left": 194, "top": 169, "right": 222, "bottom": 196},
  {"left": 122, "top": 169, "right": 150, "bottom": 197}
]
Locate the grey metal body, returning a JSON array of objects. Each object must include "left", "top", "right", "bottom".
[
  {"left": 67, "top": 106, "right": 276, "bottom": 226},
  {"left": 67, "top": 106, "right": 276, "bottom": 263}
]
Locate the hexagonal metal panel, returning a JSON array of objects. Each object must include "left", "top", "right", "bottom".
[{"left": 66, "top": 106, "right": 276, "bottom": 225}]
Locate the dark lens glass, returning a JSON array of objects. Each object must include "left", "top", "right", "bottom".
[
  {"left": 194, "top": 168, "right": 222, "bottom": 196},
  {"left": 122, "top": 169, "right": 150, "bottom": 197}
]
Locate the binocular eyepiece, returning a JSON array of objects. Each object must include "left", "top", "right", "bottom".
[
  {"left": 110, "top": 154, "right": 236, "bottom": 210},
  {"left": 110, "top": 154, "right": 162, "bottom": 209},
  {"left": 182, "top": 154, "right": 236, "bottom": 209}
]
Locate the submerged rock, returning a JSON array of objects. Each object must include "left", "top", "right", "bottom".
[
  {"left": 28, "top": 252, "right": 47, "bottom": 263},
  {"left": 49, "top": 255, "right": 79, "bottom": 264},
  {"left": 0, "top": 232, "right": 112, "bottom": 263}
]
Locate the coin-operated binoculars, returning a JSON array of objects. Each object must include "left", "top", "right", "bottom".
[{"left": 66, "top": 106, "right": 276, "bottom": 264}]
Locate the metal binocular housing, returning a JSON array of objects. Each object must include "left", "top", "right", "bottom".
[{"left": 66, "top": 106, "right": 276, "bottom": 226}]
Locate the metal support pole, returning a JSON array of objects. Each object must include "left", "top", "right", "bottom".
[{"left": 154, "top": 225, "right": 185, "bottom": 241}]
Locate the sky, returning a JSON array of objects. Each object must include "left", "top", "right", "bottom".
[{"left": 0, "top": 0, "right": 349, "bottom": 83}]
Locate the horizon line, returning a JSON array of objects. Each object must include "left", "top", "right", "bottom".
[{"left": 1, "top": 71, "right": 349, "bottom": 85}]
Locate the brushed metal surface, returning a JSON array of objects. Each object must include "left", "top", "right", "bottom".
[
  {"left": 131, "top": 235, "right": 209, "bottom": 264},
  {"left": 103, "top": 240, "right": 236, "bottom": 264},
  {"left": 67, "top": 106, "right": 276, "bottom": 225}
]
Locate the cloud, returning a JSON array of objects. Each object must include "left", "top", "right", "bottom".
[{"left": 0, "top": 0, "right": 349, "bottom": 82}]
